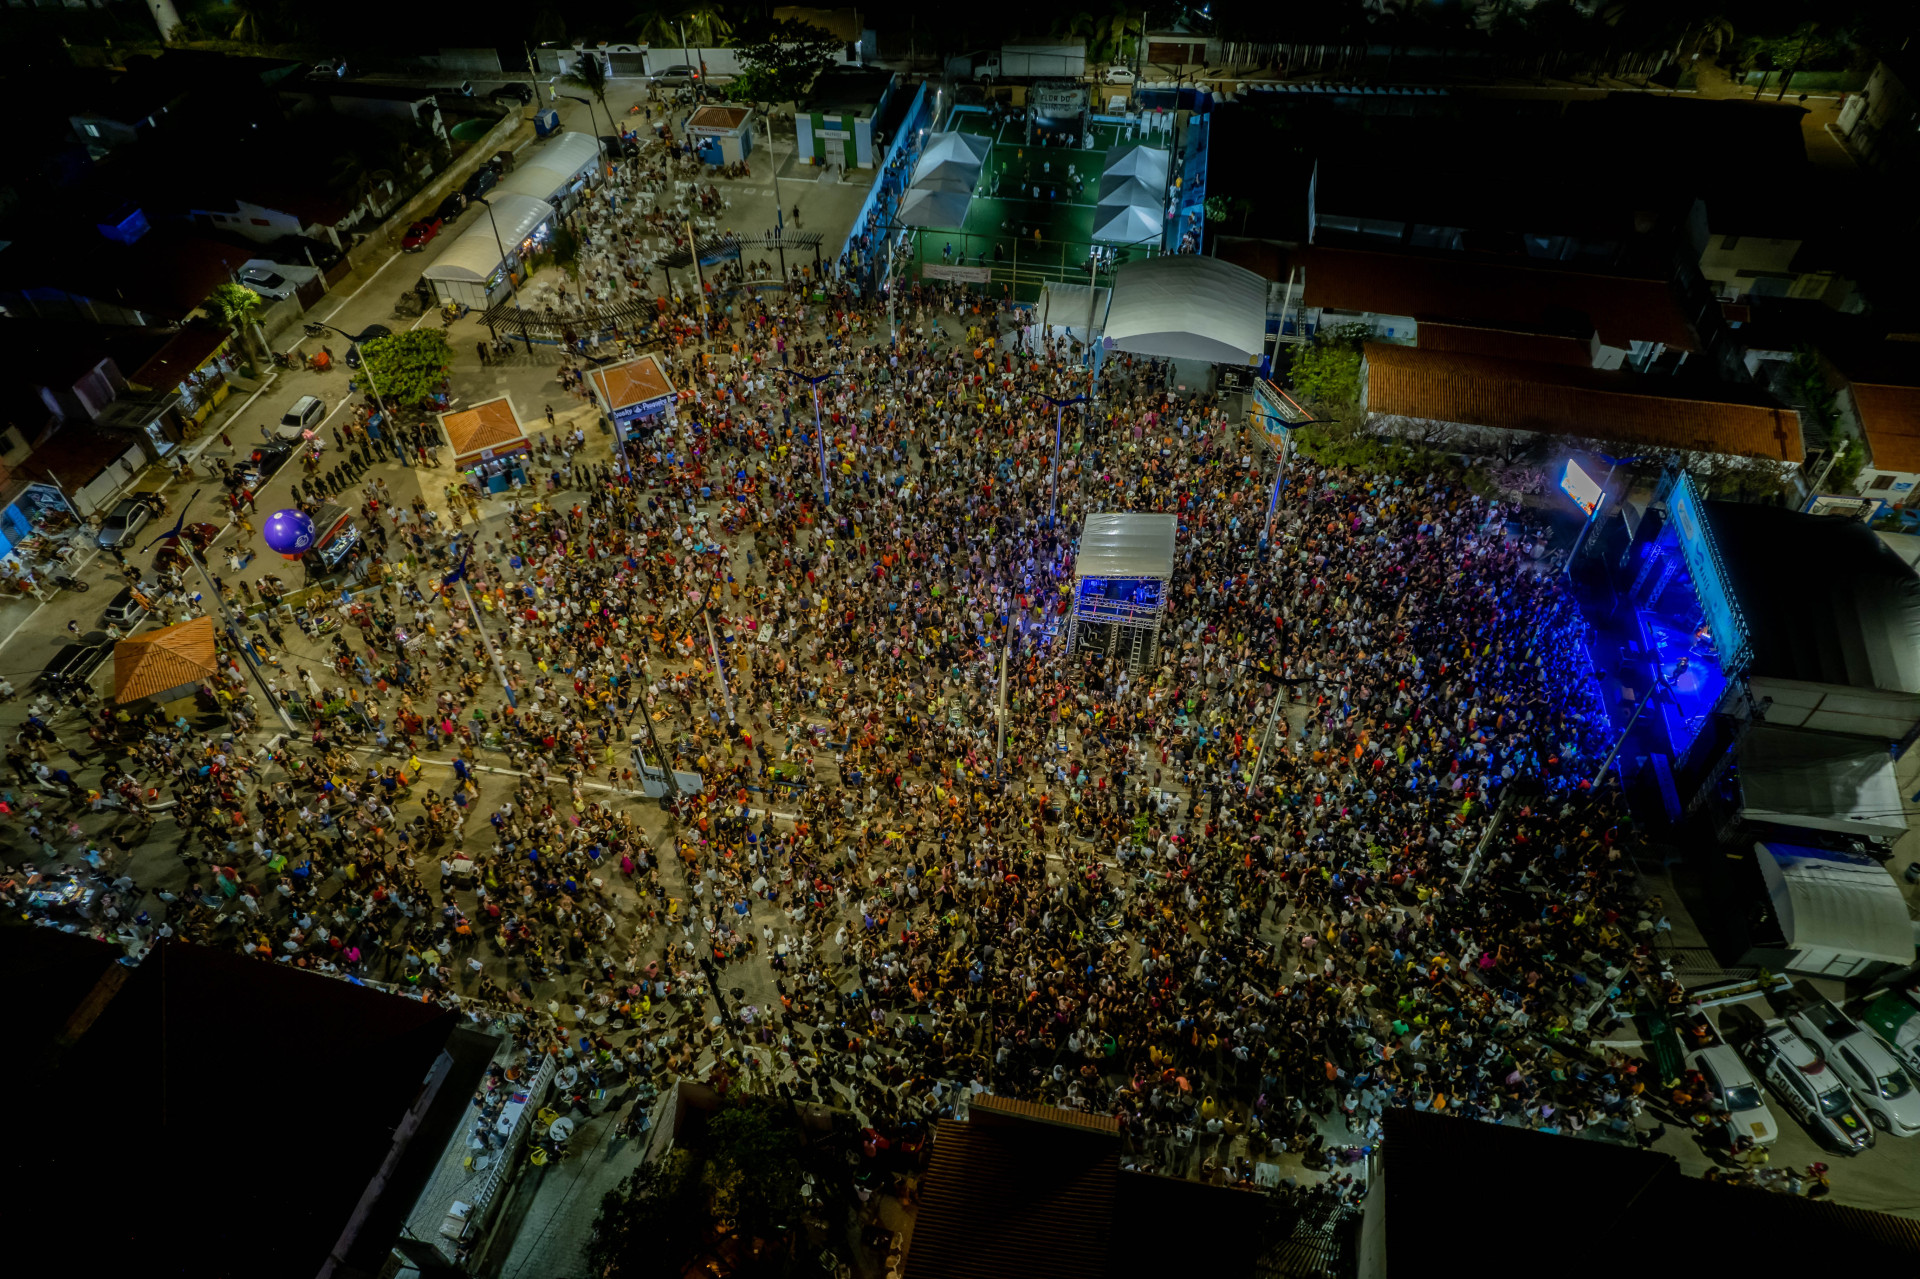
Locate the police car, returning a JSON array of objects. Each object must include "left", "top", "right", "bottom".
[
  {"left": 1690, "top": 1045, "right": 1778, "bottom": 1145},
  {"left": 1752, "top": 1025, "right": 1875, "bottom": 1155},
  {"left": 1784, "top": 993, "right": 1920, "bottom": 1138}
]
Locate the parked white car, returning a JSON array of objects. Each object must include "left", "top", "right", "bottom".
[
  {"left": 1690, "top": 1045, "right": 1778, "bottom": 1144},
  {"left": 1101, "top": 65, "right": 1137, "bottom": 85},
  {"left": 277, "top": 394, "right": 327, "bottom": 439},
  {"left": 1785, "top": 996, "right": 1920, "bottom": 1137}
]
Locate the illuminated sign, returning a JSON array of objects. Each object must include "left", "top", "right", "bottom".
[
  {"left": 1560, "top": 458, "right": 1604, "bottom": 517},
  {"left": 1666, "top": 472, "right": 1750, "bottom": 673}
]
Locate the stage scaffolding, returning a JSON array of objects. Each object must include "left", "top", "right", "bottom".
[{"left": 1065, "top": 513, "right": 1177, "bottom": 669}]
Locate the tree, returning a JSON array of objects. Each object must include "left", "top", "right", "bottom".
[
  {"left": 704, "top": 1100, "right": 804, "bottom": 1242},
  {"left": 587, "top": 1151, "right": 706, "bottom": 1279},
  {"left": 560, "top": 51, "right": 612, "bottom": 125},
  {"left": 205, "top": 284, "right": 266, "bottom": 374},
  {"left": 357, "top": 329, "right": 453, "bottom": 406},
  {"left": 735, "top": 18, "right": 842, "bottom": 104},
  {"left": 1286, "top": 326, "right": 1369, "bottom": 410}
]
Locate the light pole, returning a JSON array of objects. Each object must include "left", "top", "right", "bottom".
[
  {"left": 139, "top": 490, "right": 296, "bottom": 733},
  {"left": 442, "top": 546, "right": 515, "bottom": 709},
  {"left": 779, "top": 368, "right": 848, "bottom": 507},
  {"left": 558, "top": 94, "right": 615, "bottom": 177},
  {"left": 308, "top": 321, "right": 393, "bottom": 439},
  {"left": 1037, "top": 392, "right": 1087, "bottom": 529},
  {"left": 472, "top": 195, "right": 535, "bottom": 355},
  {"left": 1245, "top": 407, "right": 1334, "bottom": 550}
]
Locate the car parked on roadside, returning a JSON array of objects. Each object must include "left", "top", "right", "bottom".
[
  {"left": 429, "top": 80, "right": 475, "bottom": 97},
  {"left": 101, "top": 585, "right": 150, "bottom": 629},
  {"left": 489, "top": 82, "right": 535, "bottom": 104},
  {"left": 434, "top": 191, "right": 468, "bottom": 223},
  {"left": 652, "top": 64, "right": 701, "bottom": 88},
  {"left": 1753, "top": 1025, "right": 1875, "bottom": 1154},
  {"left": 402, "top": 216, "right": 443, "bottom": 251},
  {"left": 277, "top": 394, "right": 326, "bottom": 439},
  {"left": 1690, "top": 1045, "right": 1778, "bottom": 1145},
  {"left": 239, "top": 265, "right": 295, "bottom": 301},
  {"left": 1783, "top": 994, "right": 1920, "bottom": 1137},
  {"left": 1101, "top": 65, "right": 1137, "bottom": 85},
  {"left": 41, "top": 641, "right": 108, "bottom": 689},
  {"left": 96, "top": 496, "right": 153, "bottom": 549},
  {"left": 461, "top": 165, "right": 498, "bottom": 200},
  {"left": 597, "top": 134, "right": 640, "bottom": 159}
]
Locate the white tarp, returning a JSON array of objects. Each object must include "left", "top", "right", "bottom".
[
  {"left": 1104, "top": 256, "right": 1269, "bottom": 364},
  {"left": 1073, "top": 513, "right": 1177, "bottom": 580},
  {"left": 898, "top": 186, "right": 972, "bottom": 230},
  {"left": 422, "top": 193, "right": 555, "bottom": 285},
  {"left": 1756, "top": 842, "right": 1914, "bottom": 975},
  {"left": 1091, "top": 201, "right": 1160, "bottom": 245},
  {"left": 1740, "top": 726, "right": 1909, "bottom": 839}
]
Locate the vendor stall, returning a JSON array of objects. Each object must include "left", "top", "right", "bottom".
[
  {"left": 421, "top": 194, "right": 557, "bottom": 309},
  {"left": 684, "top": 105, "right": 755, "bottom": 166},
  {"left": 495, "top": 131, "right": 601, "bottom": 214},
  {"left": 588, "top": 353, "right": 678, "bottom": 440},
  {"left": 112, "top": 615, "right": 218, "bottom": 707},
  {"left": 302, "top": 503, "right": 366, "bottom": 580},
  {"left": 440, "top": 397, "right": 533, "bottom": 493}
]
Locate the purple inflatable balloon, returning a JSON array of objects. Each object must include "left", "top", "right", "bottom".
[{"left": 261, "top": 508, "right": 317, "bottom": 557}]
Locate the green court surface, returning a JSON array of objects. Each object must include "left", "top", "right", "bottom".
[{"left": 907, "top": 115, "right": 1157, "bottom": 303}]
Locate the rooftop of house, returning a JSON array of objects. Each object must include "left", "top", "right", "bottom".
[
  {"left": 1364, "top": 341, "right": 1803, "bottom": 463},
  {"left": 1300, "top": 245, "right": 1698, "bottom": 352},
  {"left": 5, "top": 933, "right": 492, "bottom": 1279}
]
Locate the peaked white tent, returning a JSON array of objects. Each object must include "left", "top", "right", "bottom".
[
  {"left": 1091, "top": 202, "right": 1160, "bottom": 245},
  {"left": 1096, "top": 175, "right": 1160, "bottom": 210},
  {"left": 910, "top": 132, "right": 990, "bottom": 189},
  {"left": 1103, "top": 143, "right": 1170, "bottom": 185},
  {"left": 898, "top": 185, "right": 972, "bottom": 230},
  {"left": 1103, "top": 256, "right": 1269, "bottom": 364}
]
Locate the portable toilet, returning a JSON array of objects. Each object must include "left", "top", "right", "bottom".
[{"left": 533, "top": 108, "right": 562, "bottom": 138}]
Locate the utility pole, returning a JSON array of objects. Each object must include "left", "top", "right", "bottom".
[
  {"left": 685, "top": 218, "right": 711, "bottom": 346},
  {"left": 995, "top": 639, "right": 1010, "bottom": 784}
]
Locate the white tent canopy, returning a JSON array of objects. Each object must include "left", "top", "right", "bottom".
[
  {"left": 1756, "top": 842, "right": 1915, "bottom": 977},
  {"left": 1073, "top": 513, "right": 1177, "bottom": 580},
  {"left": 1103, "top": 143, "right": 1170, "bottom": 187},
  {"left": 1030, "top": 282, "right": 1111, "bottom": 349},
  {"left": 1096, "top": 175, "right": 1160, "bottom": 210},
  {"left": 422, "top": 193, "right": 555, "bottom": 306},
  {"left": 1104, "top": 256, "right": 1269, "bottom": 364},
  {"left": 1091, "top": 202, "right": 1160, "bottom": 246},
  {"left": 912, "top": 132, "right": 990, "bottom": 178},
  {"left": 898, "top": 186, "right": 972, "bottom": 230},
  {"left": 1740, "top": 726, "right": 1909, "bottom": 839}
]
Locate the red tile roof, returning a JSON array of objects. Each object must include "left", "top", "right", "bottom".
[
  {"left": 1852, "top": 383, "right": 1920, "bottom": 473},
  {"left": 439, "top": 397, "right": 526, "bottom": 462},
  {"left": 1417, "top": 320, "right": 1598, "bottom": 368},
  {"left": 589, "top": 354, "right": 675, "bottom": 412},
  {"left": 1301, "top": 246, "right": 1697, "bottom": 352},
  {"left": 1364, "top": 343, "right": 1803, "bottom": 463}
]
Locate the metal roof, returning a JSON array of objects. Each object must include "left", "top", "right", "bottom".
[
  {"left": 1072, "top": 513, "right": 1176, "bottom": 580},
  {"left": 1103, "top": 256, "right": 1267, "bottom": 364}
]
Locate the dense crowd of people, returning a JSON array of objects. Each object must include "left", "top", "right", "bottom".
[{"left": 8, "top": 127, "right": 1720, "bottom": 1201}]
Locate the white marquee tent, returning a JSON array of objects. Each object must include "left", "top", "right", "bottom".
[
  {"left": 1103, "top": 256, "right": 1269, "bottom": 364},
  {"left": 495, "top": 131, "right": 601, "bottom": 209},
  {"left": 898, "top": 185, "right": 973, "bottom": 230}
]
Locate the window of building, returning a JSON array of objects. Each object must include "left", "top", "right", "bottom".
[{"left": 1870, "top": 474, "right": 1896, "bottom": 490}]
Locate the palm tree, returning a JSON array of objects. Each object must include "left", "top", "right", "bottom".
[
  {"left": 630, "top": 3, "right": 734, "bottom": 49},
  {"left": 206, "top": 283, "right": 266, "bottom": 374},
  {"left": 560, "top": 53, "right": 613, "bottom": 127}
]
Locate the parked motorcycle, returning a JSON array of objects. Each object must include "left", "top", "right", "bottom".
[
  {"left": 304, "top": 322, "right": 332, "bottom": 338},
  {"left": 46, "top": 566, "right": 89, "bottom": 593}
]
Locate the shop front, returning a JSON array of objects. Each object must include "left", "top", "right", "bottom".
[
  {"left": 0, "top": 479, "right": 81, "bottom": 596},
  {"left": 96, "top": 390, "right": 192, "bottom": 457},
  {"left": 440, "top": 397, "right": 534, "bottom": 492},
  {"left": 127, "top": 325, "right": 236, "bottom": 429},
  {"left": 421, "top": 194, "right": 558, "bottom": 310}
]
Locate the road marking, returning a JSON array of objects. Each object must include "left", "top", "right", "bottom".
[{"left": 317, "top": 247, "right": 406, "bottom": 326}]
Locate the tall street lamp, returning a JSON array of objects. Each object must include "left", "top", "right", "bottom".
[
  {"left": 557, "top": 94, "right": 615, "bottom": 176},
  {"left": 1245, "top": 407, "right": 1334, "bottom": 550},
  {"left": 471, "top": 194, "right": 535, "bottom": 355},
  {"left": 778, "top": 368, "right": 848, "bottom": 507},
  {"left": 1036, "top": 392, "right": 1087, "bottom": 529},
  {"left": 307, "top": 321, "right": 393, "bottom": 439}
]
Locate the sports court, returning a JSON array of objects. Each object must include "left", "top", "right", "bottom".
[{"left": 906, "top": 110, "right": 1168, "bottom": 302}]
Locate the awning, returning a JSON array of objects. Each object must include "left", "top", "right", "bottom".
[
  {"left": 421, "top": 194, "right": 555, "bottom": 285},
  {"left": 899, "top": 186, "right": 972, "bottom": 231},
  {"left": 1104, "top": 256, "right": 1268, "bottom": 364},
  {"left": 1739, "top": 726, "right": 1909, "bottom": 839},
  {"left": 1035, "top": 282, "right": 1110, "bottom": 343},
  {"left": 1072, "top": 513, "right": 1177, "bottom": 580},
  {"left": 1756, "top": 842, "right": 1914, "bottom": 973},
  {"left": 113, "top": 615, "right": 218, "bottom": 704},
  {"left": 526, "top": 131, "right": 600, "bottom": 180}
]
